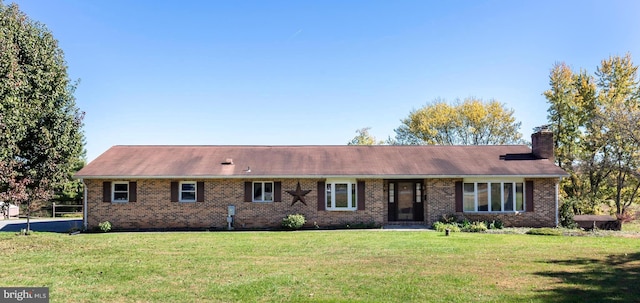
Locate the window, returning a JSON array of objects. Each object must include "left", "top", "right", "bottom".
[
  {"left": 477, "top": 183, "right": 488, "bottom": 211},
  {"left": 171, "top": 181, "right": 203, "bottom": 203},
  {"left": 503, "top": 183, "right": 514, "bottom": 211},
  {"left": 515, "top": 183, "right": 524, "bottom": 211},
  {"left": 491, "top": 183, "right": 501, "bottom": 211},
  {"left": 112, "top": 182, "right": 129, "bottom": 202},
  {"left": 253, "top": 181, "right": 273, "bottom": 202},
  {"left": 462, "top": 180, "right": 525, "bottom": 212},
  {"left": 463, "top": 183, "right": 474, "bottom": 211},
  {"left": 180, "top": 181, "right": 197, "bottom": 202},
  {"left": 326, "top": 179, "right": 357, "bottom": 211}
]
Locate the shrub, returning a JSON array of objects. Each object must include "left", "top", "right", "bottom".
[
  {"left": 559, "top": 198, "right": 578, "bottom": 228},
  {"left": 526, "top": 228, "right": 561, "bottom": 236},
  {"left": 432, "top": 221, "right": 461, "bottom": 232},
  {"left": 617, "top": 210, "right": 636, "bottom": 223},
  {"left": 488, "top": 220, "right": 504, "bottom": 230},
  {"left": 98, "top": 221, "right": 112, "bottom": 233},
  {"left": 439, "top": 214, "right": 458, "bottom": 224},
  {"left": 432, "top": 221, "right": 445, "bottom": 231},
  {"left": 462, "top": 221, "right": 487, "bottom": 232},
  {"left": 281, "top": 214, "right": 306, "bottom": 230}
]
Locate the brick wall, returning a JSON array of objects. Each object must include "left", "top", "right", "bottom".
[
  {"left": 425, "top": 178, "right": 559, "bottom": 227},
  {"left": 85, "top": 178, "right": 384, "bottom": 230},
  {"left": 85, "top": 177, "right": 557, "bottom": 229},
  {"left": 425, "top": 178, "right": 461, "bottom": 225}
]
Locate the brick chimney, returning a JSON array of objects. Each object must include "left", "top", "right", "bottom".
[{"left": 531, "top": 126, "right": 554, "bottom": 163}]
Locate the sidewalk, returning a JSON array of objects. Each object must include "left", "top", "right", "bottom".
[{"left": 0, "top": 217, "right": 83, "bottom": 233}]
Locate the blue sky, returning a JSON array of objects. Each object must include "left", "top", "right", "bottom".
[{"left": 9, "top": 0, "right": 640, "bottom": 161}]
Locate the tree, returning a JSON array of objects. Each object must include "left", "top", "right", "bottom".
[
  {"left": 348, "top": 127, "right": 383, "bottom": 145},
  {"left": 52, "top": 158, "right": 85, "bottom": 206},
  {"left": 392, "top": 98, "right": 524, "bottom": 145},
  {"left": 544, "top": 53, "right": 640, "bottom": 216},
  {"left": 594, "top": 54, "right": 640, "bottom": 216},
  {"left": 543, "top": 63, "right": 602, "bottom": 213},
  {"left": 0, "top": 2, "right": 85, "bottom": 232}
]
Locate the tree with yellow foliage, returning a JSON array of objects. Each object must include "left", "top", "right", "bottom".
[
  {"left": 392, "top": 98, "right": 524, "bottom": 145},
  {"left": 545, "top": 53, "right": 640, "bottom": 217}
]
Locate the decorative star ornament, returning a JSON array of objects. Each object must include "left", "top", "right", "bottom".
[{"left": 286, "top": 182, "right": 311, "bottom": 206}]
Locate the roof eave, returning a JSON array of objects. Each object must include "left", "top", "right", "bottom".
[{"left": 74, "top": 174, "right": 568, "bottom": 180}]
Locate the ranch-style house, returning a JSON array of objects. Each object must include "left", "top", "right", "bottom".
[{"left": 75, "top": 130, "right": 566, "bottom": 230}]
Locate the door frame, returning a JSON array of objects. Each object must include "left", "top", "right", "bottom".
[{"left": 386, "top": 180, "right": 424, "bottom": 221}]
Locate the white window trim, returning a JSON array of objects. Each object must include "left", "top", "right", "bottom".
[
  {"left": 252, "top": 181, "right": 274, "bottom": 203},
  {"left": 463, "top": 179, "right": 526, "bottom": 213},
  {"left": 464, "top": 177, "right": 524, "bottom": 183},
  {"left": 179, "top": 181, "right": 197, "bottom": 203},
  {"left": 325, "top": 178, "right": 357, "bottom": 211},
  {"left": 112, "top": 181, "right": 129, "bottom": 203}
]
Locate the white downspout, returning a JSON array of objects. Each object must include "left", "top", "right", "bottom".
[
  {"left": 555, "top": 180, "right": 559, "bottom": 227},
  {"left": 81, "top": 179, "right": 88, "bottom": 230}
]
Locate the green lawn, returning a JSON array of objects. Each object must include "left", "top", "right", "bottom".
[
  {"left": 623, "top": 220, "right": 640, "bottom": 232},
  {"left": 1, "top": 230, "right": 638, "bottom": 303}
]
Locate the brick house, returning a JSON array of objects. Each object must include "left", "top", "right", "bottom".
[{"left": 75, "top": 130, "right": 566, "bottom": 230}]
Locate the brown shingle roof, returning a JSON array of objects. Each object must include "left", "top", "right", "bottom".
[
  {"left": 76, "top": 145, "right": 566, "bottom": 178},
  {"left": 74, "top": 145, "right": 567, "bottom": 179}
]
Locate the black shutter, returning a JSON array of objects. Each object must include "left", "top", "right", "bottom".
[
  {"left": 357, "top": 181, "right": 365, "bottom": 210},
  {"left": 274, "top": 182, "right": 282, "bottom": 202},
  {"left": 129, "top": 182, "right": 137, "bottom": 202},
  {"left": 455, "top": 181, "right": 463, "bottom": 212},
  {"left": 317, "top": 181, "right": 325, "bottom": 211},
  {"left": 526, "top": 181, "right": 534, "bottom": 212},
  {"left": 244, "top": 182, "right": 252, "bottom": 202},
  {"left": 197, "top": 181, "right": 204, "bottom": 202},
  {"left": 171, "top": 182, "right": 179, "bottom": 202},
  {"left": 103, "top": 182, "right": 111, "bottom": 202}
]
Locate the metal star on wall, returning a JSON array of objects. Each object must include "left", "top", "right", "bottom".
[{"left": 286, "top": 182, "right": 311, "bottom": 206}]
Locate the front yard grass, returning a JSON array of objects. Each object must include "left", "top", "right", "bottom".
[
  {"left": 0, "top": 230, "right": 638, "bottom": 302},
  {"left": 622, "top": 220, "right": 640, "bottom": 232}
]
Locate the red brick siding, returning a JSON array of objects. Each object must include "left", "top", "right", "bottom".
[
  {"left": 424, "top": 178, "right": 559, "bottom": 227},
  {"left": 85, "top": 178, "right": 558, "bottom": 229},
  {"left": 85, "top": 179, "right": 384, "bottom": 230},
  {"left": 424, "top": 178, "right": 461, "bottom": 225}
]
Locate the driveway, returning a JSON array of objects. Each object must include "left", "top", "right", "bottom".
[{"left": 0, "top": 218, "right": 83, "bottom": 233}]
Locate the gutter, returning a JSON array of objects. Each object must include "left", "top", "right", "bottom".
[
  {"left": 555, "top": 181, "right": 559, "bottom": 227},
  {"left": 74, "top": 174, "right": 570, "bottom": 180},
  {"left": 81, "top": 179, "right": 88, "bottom": 230}
]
